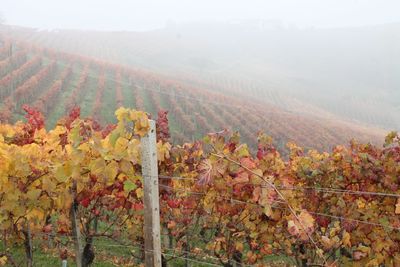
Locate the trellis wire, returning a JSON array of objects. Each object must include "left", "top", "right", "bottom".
[
  {"left": 158, "top": 177, "right": 400, "bottom": 231},
  {"left": 157, "top": 174, "right": 400, "bottom": 198}
]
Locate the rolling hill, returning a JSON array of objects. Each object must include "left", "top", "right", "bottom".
[
  {"left": 2, "top": 22, "right": 399, "bottom": 131},
  {"left": 0, "top": 33, "right": 387, "bottom": 152}
]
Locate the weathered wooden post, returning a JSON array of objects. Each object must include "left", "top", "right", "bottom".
[
  {"left": 23, "top": 221, "right": 33, "bottom": 267},
  {"left": 70, "top": 181, "right": 83, "bottom": 267},
  {"left": 141, "top": 120, "right": 162, "bottom": 267}
]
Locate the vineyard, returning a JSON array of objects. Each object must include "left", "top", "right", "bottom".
[
  {"left": 0, "top": 106, "right": 399, "bottom": 267},
  {"left": 3, "top": 24, "right": 399, "bottom": 131},
  {"left": 0, "top": 36, "right": 386, "bottom": 154}
]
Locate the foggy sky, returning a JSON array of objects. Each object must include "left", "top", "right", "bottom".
[{"left": 1, "top": 0, "right": 400, "bottom": 31}]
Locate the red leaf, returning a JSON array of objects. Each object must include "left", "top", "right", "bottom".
[{"left": 80, "top": 198, "right": 91, "bottom": 208}]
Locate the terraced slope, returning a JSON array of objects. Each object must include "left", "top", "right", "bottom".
[
  {"left": 0, "top": 38, "right": 386, "bottom": 152},
  {"left": 3, "top": 23, "right": 399, "bottom": 131}
]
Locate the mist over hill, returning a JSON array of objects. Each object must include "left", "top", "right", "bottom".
[
  {"left": 3, "top": 21, "right": 399, "bottom": 131},
  {"left": 0, "top": 27, "right": 388, "bottom": 153}
]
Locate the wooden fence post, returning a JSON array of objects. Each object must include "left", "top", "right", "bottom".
[
  {"left": 70, "top": 181, "right": 83, "bottom": 267},
  {"left": 141, "top": 120, "right": 162, "bottom": 267},
  {"left": 23, "top": 221, "right": 33, "bottom": 267}
]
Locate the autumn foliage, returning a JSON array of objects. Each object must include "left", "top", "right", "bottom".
[{"left": 0, "top": 107, "right": 399, "bottom": 266}]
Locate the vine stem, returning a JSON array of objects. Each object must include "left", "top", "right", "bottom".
[{"left": 211, "top": 152, "right": 330, "bottom": 266}]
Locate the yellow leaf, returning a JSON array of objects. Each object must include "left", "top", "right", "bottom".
[
  {"left": 133, "top": 112, "right": 150, "bottom": 137},
  {"left": 104, "top": 160, "right": 119, "bottom": 185},
  {"left": 26, "top": 208, "right": 45, "bottom": 221},
  {"left": 321, "top": 236, "right": 339, "bottom": 251},
  {"left": 54, "top": 163, "right": 72, "bottom": 183},
  {"left": 250, "top": 169, "right": 264, "bottom": 185},
  {"left": 115, "top": 107, "right": 130, "bottom": 122},
  {"left": 342, "top": 231, "right": 351, "bottom": 248},
  {"left": 366, "top": 259, "right": 379, "bottom": 267},
  {"left": 119, "top": 159, "right": 134, "bottom": 176},
  {"left": 55, "top": 191, "right": 72, "bottom": 211},
  {"left": 27, "top": 189, "right": 41, "bottom": 201},
  {"left": 0, "top": 147, "right": 11, "bottom": 178},
  {"left": 357, "top": 199, "right": 366, "bottom": 209},
  {"left": 395, "top": 198, "right": 400, "bottom": 214},
  {"left": 136, "top": 188, "right": 144, "bottom": 199},
  {"left": 90, "top": 158, "right": 106, "bottom": 176},
  {"left": 235, "top": 144, "right": 250, "bottom": 157},
  {"left": 157, "top": 141, "right": 171, "bottom": 162},
  {"left": 259, "top": 187, "right": 275, "bottom": 217},
  {"left": 115, "top": 137, "right": 129, "bottom": 155},
  {"left": 0, "top": 256, "right": 7, "bottom": 266},
  {"left": 0, "top": 124, "right": 15, "bottom": 138},
  {"left": 42, "top": 177, "right": 56, "bottom": 192},
  {"left": 235, "top": 242, "right": 244, "bottom": 252}
]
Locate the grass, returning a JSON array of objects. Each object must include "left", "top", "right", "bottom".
[
  {"left": 46, "top": 65, "right": 82, "bottom": 128},
  {"left": 100, "top": 79, "right": 118, "bottom": 124},
  {"left": 0, "top": 235, "right": 295, "bottom": 267},
  {"left": 0, "top": 236, "right": 136, "bottom": 267},
  {"left": 78, "top": 75, "right": 98, "bottom": 119}
]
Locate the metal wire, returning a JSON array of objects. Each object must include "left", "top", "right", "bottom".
[
  {"left": 158, "top": 175, "right": 196, "bottom": 181},
  {"left": 157, "top": 174, "right": 400, "bottom": 198},
  {"left": 272, "top": 205, "right": 400, "bottom": 231},
  {"left": 158, "top": 177, "right": 400, "bottom": 232},
  {"left": 159, "top": 184, "right": 205, "bottom": 196},
  {"left": 275, "top": 185, "right": 400, "bottom": 198}
]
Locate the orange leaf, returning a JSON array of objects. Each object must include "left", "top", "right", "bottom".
[
  {"left": 395, "top": 198, "right": 400, "bottom": 214},
  {"left": 233, "top": 171, "right": 249, "bottom": 185},
  {"left": 240, "top": 158, "right": 256, "bottom": 169}
]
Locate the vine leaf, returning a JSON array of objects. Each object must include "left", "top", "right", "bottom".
[
  {"left": 287, "top": 210, "right": 315, "bottom": 241},
  {"left": 197, "top": 159, "right": 212, "bottom": 185}
]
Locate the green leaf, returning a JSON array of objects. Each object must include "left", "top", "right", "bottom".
[
  {"left": 69, "top": 126, "right": 82, "bottom": 147},
  {"left": 109, "top": 131, "right": 120, "bottom": 147},
  {"left": 123, "top": 180, "right": 137, "bottom": 193},
  {"left": 236, "top": 144, "right": 250, "bottom": 157},
  {"left": 378, "top": 217, "right": 389, "bottom": 227}
]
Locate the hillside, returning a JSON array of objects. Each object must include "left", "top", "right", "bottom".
[
  {"left": 2, "top": 22, "right": 399, "bottom": 131},
  {"left": 0, "top": 36, "right": 386, "bottom": 152}
]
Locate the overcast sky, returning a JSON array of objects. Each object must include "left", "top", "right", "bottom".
[{"left": 1, "top": 0, "right": 400, "bottom": 31}]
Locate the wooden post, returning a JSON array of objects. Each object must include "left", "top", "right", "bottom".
[
  {"left": 141, "top": 120, "right": 162, "bottom": 267},
  {"left": 46, "top": 215, "right": 54, "bottom": 249},
  {"left": 24, "top": 221, "right": 33, "bottom": 267},
  {"left": 70, "top": 181, "right": 83, "bottom": 267},
  {"left": 3, "top": 230, "right": 7, "bottom": 248}
]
